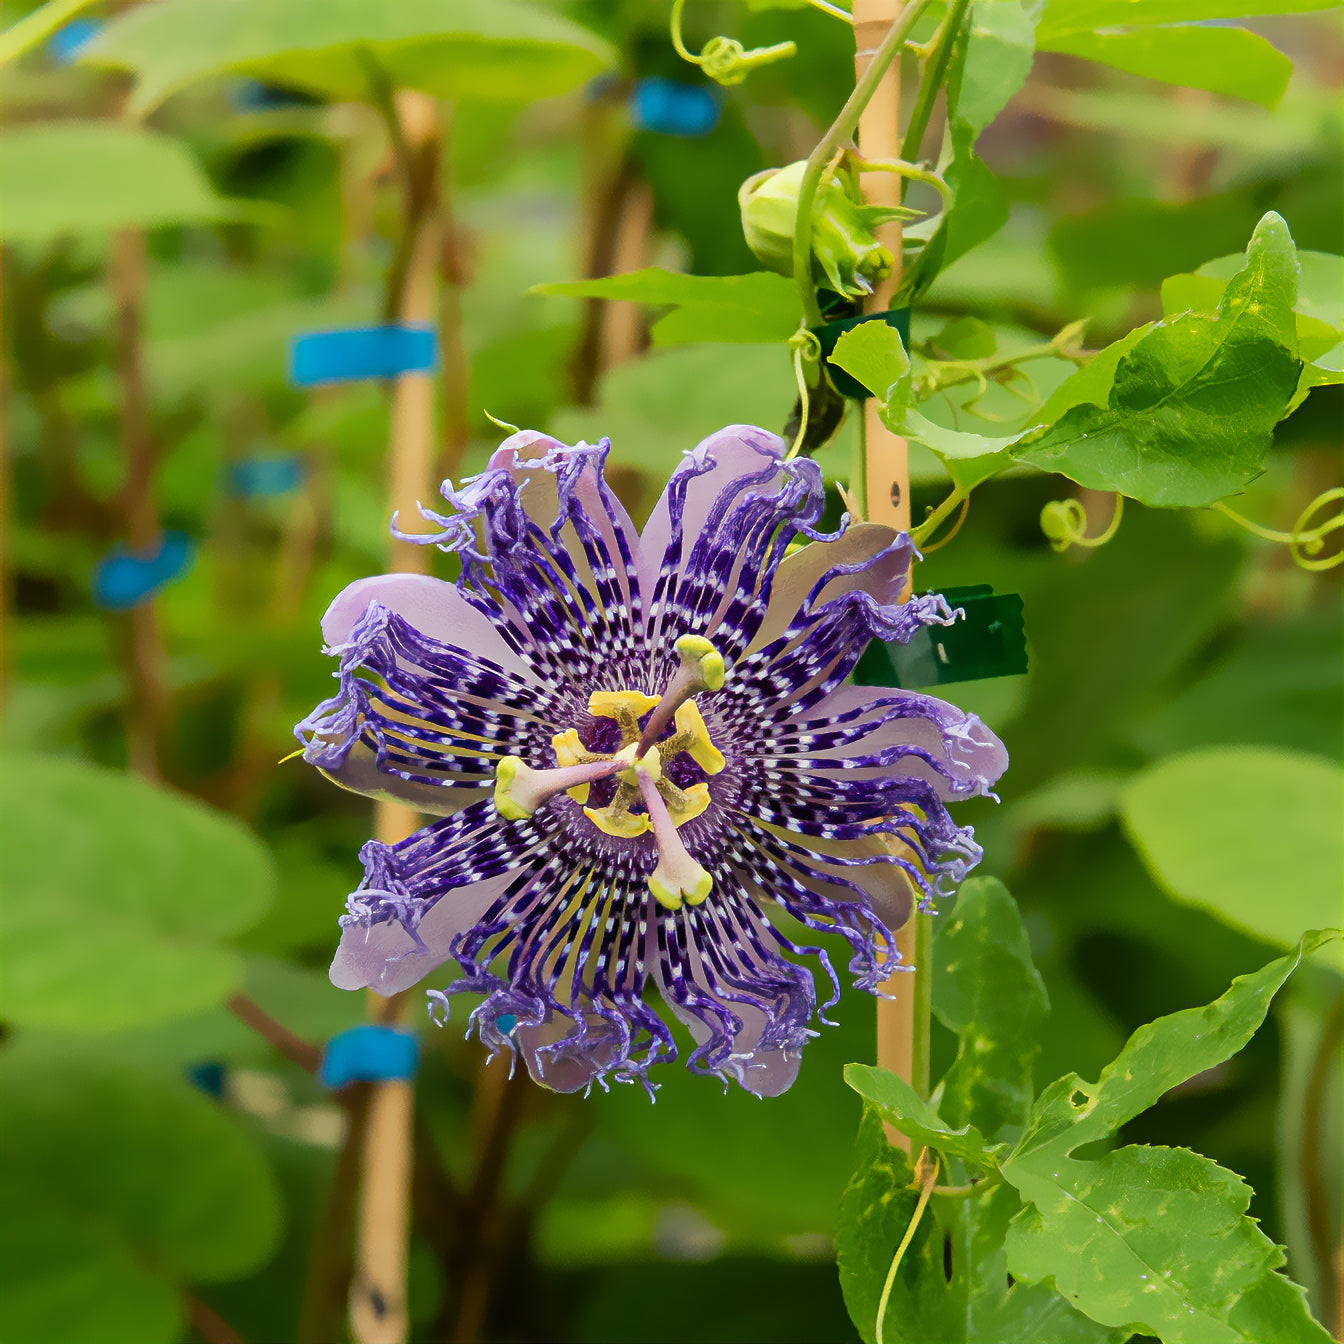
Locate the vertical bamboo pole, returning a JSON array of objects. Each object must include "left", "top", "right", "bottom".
[
  {"left": 348, "top": 87, "right": 441, "bottom": 1344},
  {"left": 109, "top": 225, "right": 166, "bottom": 780},
  {"left": 853, "top": 0, "right": 918, "bottom": 1151}
]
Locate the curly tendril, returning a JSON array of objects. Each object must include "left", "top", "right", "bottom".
[
  {"left": 1213, "top": 487, "right": 1344, "bottom": 572},
  {"left": 785, "top": 329, "right": 824, "bottom": 461},
  {"left": 1040, "top": 495, "right": 1124, "bottom": 553},
  {"left": 670, "top": 0, "right": 796, "bottom": 86}
]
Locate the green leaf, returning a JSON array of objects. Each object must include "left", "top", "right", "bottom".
[
  {"left": 0, "top": 1040, "right": 281, "bottom": 1344},
  {"left": 844, "top": 1064, "right": 1001, "bottom": 1170},
  {"left": 1016, "top": 212, "right": 1302, "bottom": 506},
  {"left": 532, "top": 268, "right": 800, "bottom": 346},
  {"left": 934, "top": 877, "right": 1050, "bottom": 1141},
  {"left": 836, "top": 1107, "right": 958, "bottom": 1344},
  {"left": 0, "top": 755, "right": 275, "bottom": 1031},
  {"left": 1163, "top": 248, "right": 1344, "bottom": 383},
  {"left": 829, "top": 321, "right": 910, "bottom": 410},
  {"left": 83, "top": 0, "right": 615, "bottom": 115},
  {"left": 1120, "top": 747, "right": 1343, "bottom": 957},
  {"left": 899, "top": 411, "right": 1016, "bottom": 492},
  {"left": 548, "top": 344, "right": 797, "bottom": 483},
  {"left": 964, "top": 1184, "right": 1127, "bottom": 1343},
  {"left": 1038, "top": 0, "right": 1339, "bottom": 43},
  {"left": 1000, "top": 933, "right": 1335, "bottom": 1344},
  {"left": 955, "top": 0, "right": 1037, "bottom": 135},
  {"left": 0, "top": 122, "right": 261, "bottom": 241},
  {"left": 1039, "top": 26, "right": 1292, "bottom": 108}
]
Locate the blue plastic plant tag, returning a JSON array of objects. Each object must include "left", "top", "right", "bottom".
[
  {"left": 230, "top": 79, "right": 316, "bottom": 112},
  {"left": 48, "top": 18, "right": 100, "bottom": 64},
  {"left": 186, "top": 1062, "right": 226, "bottom": 1098},
  {"left": 228, "top": 455, "right": 304, "bottom": 497},
  {"left": 289, "top": 325, "right": 438, "bottom": 387},
  {"left": 854, "top": 586, "right": 1027, "bottom": 689},
  {"left": 631, "top": 78, "right": 720, "bottom": 137},
  {"left": 320, "top": 1025, "right": 419, "bottom": 1089},
  {"left": 92, "top": 532, "right": 194, "bottom": 610}
]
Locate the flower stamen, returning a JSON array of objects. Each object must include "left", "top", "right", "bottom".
[
  {"left": 494, "top": 755, "right": 620, "bottom": 820},
  {"left": 637, "top": 633, "right": 726, "bottom": 757},
  {"left": 637, "top": 761, "right": 713, "bottom": 910}
]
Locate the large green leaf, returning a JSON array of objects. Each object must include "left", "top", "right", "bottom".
[
  {"left": 0, "top": 1041, "right": 281, "bottom": 1344},
  {"left": 0, "top": 122, "right": 261, "bottom": 241},
  {"left": 836, "top": 1108, "right": 957, "bottom": 1344},
  {"left": 82, "top": 0, "right": 615, "bottom": 115},
  {"left": 934, "top": 877, "right": 1049, "bottom": 1141},
  {"left": 1016, "top": 212, "right": 1301, "bottom": 506},
  {"left": 1039, "top": 25, "right": 1292, "bottom": 108},
  {"left": 954, "top": 1, "right": 1037, "bottom": 135},
  {"left": 532, "top": 268, "right": 801, "bottom": 346},
  {"left": 964, "top": 1184, "right": 1128, "bottom": 1343},
  {"left": 1038, "top": 0, "right": 1339, "bottom": 42},
  {"left": 1001, "top": 934, "right": 1334, "bottom": 1344},
  {"left": 844, "top": 1063, "right": 1001, "bottom": 1170},
  {"left": 1120, "top": 747, "right": 1343, "bottom": 957},
  {"left": 0, "top": 755, "right": 275, "bottom": 1030}
]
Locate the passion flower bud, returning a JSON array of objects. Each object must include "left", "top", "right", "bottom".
[{"left": 738, "top": 160, "right": 915, "bottom": 300}]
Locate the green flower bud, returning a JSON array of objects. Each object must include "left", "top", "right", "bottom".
[{"left": 738, "top": 160, "right": 914, "bottom": 300}]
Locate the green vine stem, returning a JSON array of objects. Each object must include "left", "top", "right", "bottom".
[
  {"left": 899, "top": 0, "right": 971, "bottom": 161},
  {"left": 1212, "top": 488, "right": 1344, "bottom": 571},
  {"left": 875, "top": 1149, "right": 939, "bottom": 1344},
  {"left": 791, "top": 0, "right": 938, "bottom": 326}
]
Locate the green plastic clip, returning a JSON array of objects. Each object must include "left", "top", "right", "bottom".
[
  {"left": 855, "top": 585, "right": 1026, "bottom": 689},
  {"left": 811, "top": 305, "right": 910, "bottom": 399}
]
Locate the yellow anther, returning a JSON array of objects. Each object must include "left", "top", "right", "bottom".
[
  {"left": 551, "top": 728, "right": 592, "bottom": 802},
  {"left": 493, "top": 756, "right": 533, "bottom": 820},
  {"left": 612, "top": 742, "right": 662, "bottom": 786},
  {"left": 665, "top": 781, "right": 711, "bottom": 825},
  {"left": 673, "top": 701, "right": 726, "bottom": 775},
  {"left": 584, "top": 804, "right": 652, "bottom": 838},
  {"left": 588, "top": 689, "right": 660, "bottom": 724},
  {"left": 674, "top": 634, "right": 725, "bottom": 691}
]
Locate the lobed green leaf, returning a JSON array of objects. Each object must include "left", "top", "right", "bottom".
[
  {"left": 934, "top": 877, "right": 1050, "bottom": 1141},
  {"left": 1000, "top": 932, "right": 1336, "bottom": 1343},
  {"left": 1015, "top": 211, "right": 1302, "bottom": 506},
  {"left": 1120, "top": 747, "right": 1343, "bottom": 958},
  {"left": 82, "top": 0, "right": 615, "bottom": 115},
  {"left": 0, "top": 122, "right": 263, "bottom": 240},
  {"left": 0, "top": 755, "right": 276, "bottom": 1031}
]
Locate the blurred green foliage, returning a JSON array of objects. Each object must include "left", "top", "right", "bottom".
[{"left": 1, "top": 0, "right": 1340, "bottom": 1341}]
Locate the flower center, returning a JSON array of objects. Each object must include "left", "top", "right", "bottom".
[{"left": 492, "top": 635, "right": 727, "bottom": 912}]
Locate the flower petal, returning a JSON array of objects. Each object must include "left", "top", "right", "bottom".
[
  {"left": 321, "top": 572, "right": 537, "bottom": 682},
  {"left": 330, "top": 867, "right": 521, "bottom": 996}
]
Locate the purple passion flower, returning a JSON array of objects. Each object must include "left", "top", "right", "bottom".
[{"left": 296, "top": 426, "right": 1006, "bottom": 1096}]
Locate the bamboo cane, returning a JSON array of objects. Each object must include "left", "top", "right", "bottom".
[
  {"left": 349, "top": 87, "right": 441, "bottom": 1344},
  {"left": 853, "top": 0, "right": 920, "bottom": 1150}
]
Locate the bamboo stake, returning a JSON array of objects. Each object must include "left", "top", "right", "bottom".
[
  {"left": 853, "top": 0, "right": 919, "bottom": 1151},
  {"left": 348, "top": 87, "right": 441, "bottom": 1344}
]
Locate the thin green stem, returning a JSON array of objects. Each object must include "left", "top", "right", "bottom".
[
  {"left": 911, "top": 484, "right": 970, "bottom": 546},
  {"left": 803, "top": 0, "right": 855, "bottom": 20},
  {"left": 792, "top": 0, "right": 938, "bottom": 326},
  {"left": 849, "top": 406, "right": 869, "bottom": 517},
  {"left": 875, "top": 1150, "right": 938, "bottom": 1344},
  {"left": 911, "top": 911, "right": 933, "bottom": 1099},
  {"left": 900, "top": 0, "right": 971, "bottom": 162}
]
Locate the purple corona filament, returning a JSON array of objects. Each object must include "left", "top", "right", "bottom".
[{"left": 296, "top": 427, "right": 1006, "bottom": 1097}]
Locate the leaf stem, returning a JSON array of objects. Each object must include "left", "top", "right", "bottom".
[
  {"left": 792, "top": 0, "right": 937, "bottom": 326},
  {"left": 875, "top": 1148, "right": 939, "bottom": 1344},
  {"left": 899, "top": 0, "right": 970, "bottom": 162},
  {"left": 911, "top": 485, "right": 970, "bottom": 546},
  {"left": 1300, "top": 988, "right": 1343, "bottom": 1339}
]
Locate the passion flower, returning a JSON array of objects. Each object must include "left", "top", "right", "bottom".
[{"left": 296, "top": 427, "right": 1005, "bottom": 1095}]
